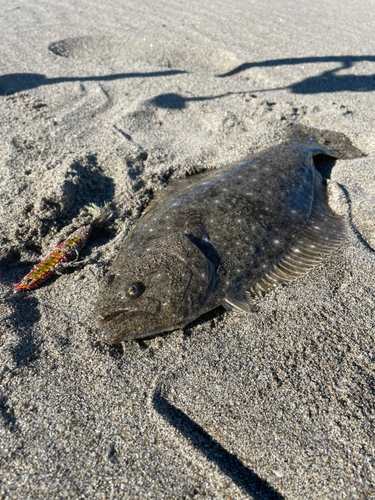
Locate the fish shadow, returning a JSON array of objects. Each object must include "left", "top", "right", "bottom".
[
  {"left": 153, "top": 387, "right": 285, "bottom": 499},
  {"left": 182, "top": 305, "right": 227, "bottom": 338},
  {"left": 313, "top": 155, "right": 337, "bottom": 181},
  {"left": 125, "top": 306, "right": 227, "bottom": 350}
]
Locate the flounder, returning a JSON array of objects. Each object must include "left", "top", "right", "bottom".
[{"left": 93, "top": 127, "right": 361, "bottom": 344}]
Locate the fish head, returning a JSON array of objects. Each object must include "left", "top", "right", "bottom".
[{"left": 93, "top": 233, "right": 217, "bottom": 343}]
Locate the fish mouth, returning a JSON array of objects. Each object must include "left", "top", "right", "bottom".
[
  {"left": 95, "top": 308, "right": 151, "bottom": 344},
  {"left": 94, "top": 303, "right": 183, "bottom": 343},
  {"left": 97, "top": 310, "right": 133, "bottom": 326},
  {"left": 95, "top": 305, "right": 216, "bottom": 344},
  {"left": 96, "top": 296, "right": 162, "bottom": 327},
  {"left": 97, "top": 316, "right": 190, "bottom": 343},
  {"left": 95, "top": 308, "right": 174, "bottom": 344}
]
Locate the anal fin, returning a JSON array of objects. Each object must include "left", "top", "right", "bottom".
[{"left": 248, "top": 172, "right": 346, "bottom": 298}]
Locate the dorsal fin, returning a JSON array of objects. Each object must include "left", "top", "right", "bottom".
[
  {"left": 224, "top": 171, "right": 346, "bottom": 311},
  {"left": 142, "top": 164, "right": 238, "bottom": 218}
]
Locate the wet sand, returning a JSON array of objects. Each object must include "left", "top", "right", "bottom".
[{"left": 1, "top": 0, "right": 375, "bottom": 498}]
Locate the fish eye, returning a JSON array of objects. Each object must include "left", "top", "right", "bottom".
[{"left": 126, "top": 282, "right": 145, "bottom": 299}]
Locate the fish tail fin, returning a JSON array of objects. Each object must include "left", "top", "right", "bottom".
[{"left": 285, "top": 124, "right": 364, "bottom": 159}]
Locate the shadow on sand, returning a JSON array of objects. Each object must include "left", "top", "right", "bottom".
[
  {"left": 153, "top": 387, "right": 285, "bottom": 499},
  {"left": 218, "top": 55, "right": 375, "bottom": 94},
  {"left": 1, "top": 55, "right": 374, "bottom": 97},
  {"left": 0, "top": 70, "right": 188, "bottom": 96}
]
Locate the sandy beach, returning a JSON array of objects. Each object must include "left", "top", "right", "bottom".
[{"left": 1, "top": 0, "right": 374, "bottom": 498}]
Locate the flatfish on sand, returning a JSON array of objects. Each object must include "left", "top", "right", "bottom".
[{"left": 93, "top": 127, "right": 362, "bottom": 343}]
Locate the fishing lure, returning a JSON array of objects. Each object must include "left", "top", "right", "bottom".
[{"left": 14, "top": 203, "right": 111, "bottom": 291}]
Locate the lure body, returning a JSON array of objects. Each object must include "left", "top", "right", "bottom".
[{"left": 14, "top": 204, "right": 109, "bottom": 291}]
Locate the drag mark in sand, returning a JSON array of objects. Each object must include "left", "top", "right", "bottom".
[
  {"left": 337, "top": 184, "right": 375, "bottom": 254},
  {"left": 153, "top": 387, "right": 285, "bottom": 500}
]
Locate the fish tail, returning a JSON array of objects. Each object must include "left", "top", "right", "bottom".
[{"left": 285, "top": 124, "right": 364, "bottom": 159}]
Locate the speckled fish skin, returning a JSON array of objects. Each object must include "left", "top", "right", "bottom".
[{"left": 94, "top": 134, "right": 346, "bottom": 344}]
